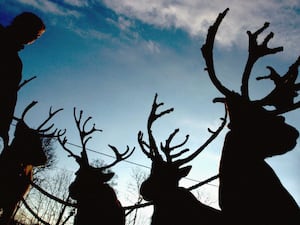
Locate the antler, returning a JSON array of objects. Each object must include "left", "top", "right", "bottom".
[
  {"left": 37, "top": 107, "right": 64, "bottom": 137},
  {"left": 201, "top": 8, "right": 231, "bottom": 98},
  {"left": 201, "top": 8, "right": 283, "bottom": 99},
  {"left": 241, "top": 22, "right": 283, "bottom": 99},
  {"left": 14, "top": 101, "right": 63, "bottom": 137},
  {"left": 57, "top": 133, "right": 82, "bottom": 164},
  {"left": 100, "top": 145, "right": 135, "bottom": 170},
  {"left": 256, "top": 56, "right": 300, "bottom": 114},
  {"left": 18, "top": 76, "right": 37, "bottom": 90},
  {"left": 174, "top": 107, "right": 227, "bottom": 167},
  {"left": 59, "top": 107, "right": 134, "bottom": 169},
  {"left": 138, "top": 94, "right": 227, "bottom": 166},
  {"left": 138, "top": 93, "right": 174, "bottom": 160},
  {"left": 202, "top": 8, "right": 300, "bottom": 115},
  {"left": 160, "top": 128, "right": 189, "bottom": 163},
  {"left": 58, "top": 108, "right": 102, "bottom": 165}
]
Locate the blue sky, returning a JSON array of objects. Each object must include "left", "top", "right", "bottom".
[{"left": 1, "top": 0, "right": 299, "bottom": 215}]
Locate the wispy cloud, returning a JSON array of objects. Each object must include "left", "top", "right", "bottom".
[
  {"left": 17, "top": 0, "right": 81, "bottom": 17},
  {"left": 101, "top": 0, "right": 300, "bottom": 57},
  {"left": 15, "top": 0, "right": 300, "bottom": 58},
  {"left": 63, "top": 0, "right": 89, "bottom": 8},
  {"left": 145, "top": 40, "right": 160, "bottom": 54},
  {"left": 72, "top": 26, "right": 112, "bottom": 40}
]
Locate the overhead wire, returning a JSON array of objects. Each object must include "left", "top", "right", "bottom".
[{"left": 65, "top": 141, "right": 219, "bottom": 187}]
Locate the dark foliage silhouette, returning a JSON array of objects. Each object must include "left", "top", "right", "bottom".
[
  {"left": 138, "top": 94, "right": 226, "bottom": 225},
  {"left": 0, "top": 12, "right": 45, "bottom": 148},
  {"left": 201, "top": 8, "right": 300, "bottom": 225},
  {"left": 58, "top": 108, "right": 134, "bottom": 225},
  {"left": 0, "top": 101, "right": 62, "bottom": 225}
]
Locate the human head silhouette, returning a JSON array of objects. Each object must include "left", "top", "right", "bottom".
[{"left": 9, "top": 12, "right": 45, "bottom": 45}]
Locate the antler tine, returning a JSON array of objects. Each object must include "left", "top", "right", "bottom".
[
  {"left": 73, "top": 108, "right": 102, "bottom": 144},
  {"left": 160, "top": 128, "right": 190, "bottom": 163},
  {"left": 20, "top": 101, "right": 38, "bottom": 120},
  {"left": 57, "top": 134, "right": 82, "bottom": 164},
  {"left": 175, "top": 104, "right": 227, "bottom": 166},
  {"left": 201, "top": 8, "right": 231, "bottom": 98},
  {"left": 72, "top": 108, "right": 103, "bottom": 165},
  {"left": 138, "top": 131, "right": 153, "bottom": 159},
  {"left": 18, "top": 76, "right": 37, "bottom": 91},
  {"left": 139, "top": 93, "right": 174, "bottom": 160},
  {"left": 37, "top": 107, "right": 63, "bottom": 131},
  {"left": 149, "top": 94, "right": 174, "bottom": 156},
  {"left": 255, "top": 56, "right": 300, "bottom": 114},
  {"left": 241, "top": 22, "right": 283, "bottom": 99},
  {"left": 101, "top": 145, "right": 135, "bottom": 170}
]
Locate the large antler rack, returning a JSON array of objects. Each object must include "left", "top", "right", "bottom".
[
  {"left": 14, "top": 101, "right": 64, "bottom": 138},
  {"left": 58, "top": 107, "right": 134, "bottom": 169},
  {"left": 138, "top": 94, "right": 227, "bottom": 166},
  {"left": 201, "top": 8, "right": 300, "bottom": 115}
]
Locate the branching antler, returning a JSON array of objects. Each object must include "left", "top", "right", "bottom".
[
  {"left": 57, "top": 134, "right": 82, "bottom": 164},
  {"left": 14, "top": 101, "right": 63, "bottom": 138},
  {"left": 256, "top": 56, "right": 300, "bottom": 114},
  {"left": 139, "top": 94, "right": 227, "bottom": 166},
  {"left": 101, "top": 145, "right": 135, "bottom": 170},
  {"left": 174, "top": 106, "right": 227, "bottom": 167},
  {"left": 241, "top": 22, "right": 283, "bottom": 99},
  {"left": 37, "top": 107, "right": 64, "bottom": 137},
  {"left": 59, "top": 107, "right": 134, "bottom": 169},
  {"left": 160, "top": 128, "right": 189, "bottom": 163},
  {"left": 58, "top": 108, "right": 102, "bottom": 165},
  {"left": 201, "top": 8, "right": 300, "bottom": 115},
  {"left": 138, "top": 93, "right": 174, "bottom": 160}
]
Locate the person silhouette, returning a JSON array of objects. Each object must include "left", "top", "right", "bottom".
[{"left": 0, "top": 12, "right": 45, "bottom": 148}]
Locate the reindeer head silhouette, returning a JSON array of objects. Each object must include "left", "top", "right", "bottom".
[
  {"left": 58, "top": 108, "right": 134, "bottom": 225},
  {"left": 138, "top": 94, "right": 226, "bottom": 201},
  {"left": 10, "top": 101, "right": 62, "bottom": 166},
  {"left": 138, "top": 94, "right": 226, "bottom": 225},
  {"left": 201, "top": 8, "right": 300, "bottom": 158},
  {"left": 0, "top": 101, "right": 62, "bottom": 225}
]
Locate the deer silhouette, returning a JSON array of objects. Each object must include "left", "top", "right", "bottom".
[
  {"left": 58, "top": 108, "right": 134, "bottom": 225},
  {"left": 0, "top": 101, "right": 62, "bottom": 225},
  {"left": 138, "top": 94, "right": 226, "bottom": 225},
  {"left": 201, "top": 8, "right": 300, "bottom": 225}
]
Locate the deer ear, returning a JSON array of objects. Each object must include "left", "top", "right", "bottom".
[
  {"left": 178, "top": 165, "right": 192, "bottom": 179},
  {"left": 101, "top": 172, "right": 115, "bottom": 182}
]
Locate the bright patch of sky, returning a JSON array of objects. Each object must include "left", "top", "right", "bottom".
[{"left": 1, "top": 0, "right": 299, "bottom": 219}]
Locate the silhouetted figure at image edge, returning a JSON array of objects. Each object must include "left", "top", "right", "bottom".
[
  {"left": 0, "top": 12, "right": 45, "bottom": 148},
  {"left": 202, "top": 8, "right": 300, "bottom": 225}
]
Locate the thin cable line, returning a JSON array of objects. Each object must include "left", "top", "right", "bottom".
[
  {"left": 65, "top": 142, "right": 219, "bottom": 187},
  {"left": 9, "top": 123, "right": 218, "bottom": 187}
]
